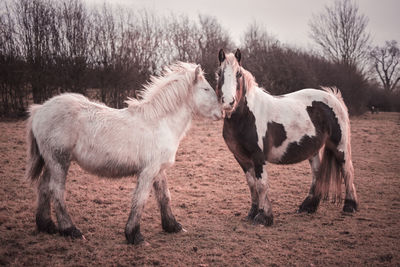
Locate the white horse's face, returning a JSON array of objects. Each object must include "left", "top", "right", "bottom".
[
  {"left": 216, "top": 49, "right": 242, "bottom": 114},
  {"left": 192, "top": 67, "right": 222, "bottom": 120}
]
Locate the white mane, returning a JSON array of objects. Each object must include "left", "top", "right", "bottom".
[{"left": 126, "top": 62, "right": 201, "bottom": 120}]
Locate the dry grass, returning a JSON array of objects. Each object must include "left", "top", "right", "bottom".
[{"left": 0, "top": 112, "right": 399, "bottom": 266}]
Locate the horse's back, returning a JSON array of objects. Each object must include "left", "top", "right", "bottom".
[{"left": 29, "top": 93, "right": 94, "bottom": 151}]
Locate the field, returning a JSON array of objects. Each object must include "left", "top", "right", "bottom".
[{"left": 0, "top": 112, "right": 399, "bottom": 266}]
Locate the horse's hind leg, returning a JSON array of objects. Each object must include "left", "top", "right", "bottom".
[
  {"left": 298, "top": 153, "right": 321, "bottom": 213},
  {"left": 36, "top": 167, "right": 57, "bottom": 234},
  {"left": 125, "top": 167, "right": 159, "bottom": 245},
  {"left": 153, "top": 171, "right": 182, "bottom": 233},
  {"left": 48, "top": 151, "right": 82, "bottom": 238},
  {"left": 342, "top": 159, "right": 358, "bottom": 212}
]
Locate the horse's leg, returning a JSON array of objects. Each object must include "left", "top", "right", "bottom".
[
  {"left": 233, "top": 156, "right": 258, "bottom": 220},
  {"left": 298, "top": 153, "right": 321, "bottom": 213},
  {"left": 253, "top": 164, "right": 273, "bottom": 226},
  {"left": 48, "top": 151, "right": 82, "bottom": 238},
  {"left": 125, "top": 167, "right": 159, "bottom": 245},
  {"left": 153, "top": 170, "right": 182, "bottom": 233},
  {"left": 342, "top": 159, "right": 358, "bottom": 212},
  {"left": 36, "top": 167, "right": 57, "bottom": 234},
  {"left": 245, "top": 169, "right": 259, "bottom": 220}
]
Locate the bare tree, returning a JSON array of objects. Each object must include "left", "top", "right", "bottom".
[
  {"left": 309, "top": 0, "right": 370, "bottom": 68},
  {"left": 370, "top": 40, "right": 400, "bottom": 92}
]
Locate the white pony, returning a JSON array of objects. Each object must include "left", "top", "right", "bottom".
[
  {"left": 26, "top": 62, "right": 222, "bottom": 244},
  {"left": 216, "top": 49, "right": 358, "bottom": 226}
]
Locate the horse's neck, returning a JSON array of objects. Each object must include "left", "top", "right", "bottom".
[
  {"left": 246, "top": 86, "right": 274, "bottom": 110},
  {"left": 162, "top": 104, "right": 193, "bottom": 142}
]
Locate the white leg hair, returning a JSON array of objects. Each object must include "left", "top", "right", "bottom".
[
  {"left": 308, "top": 153, "right": 321, "bottom": 196},
  {"left": 245, "top": 169, "right": 258, "bottom": 206},
  {"left": 245, "top": 169, "right": 259, "bottom": 220},
  {"left": 254, "top": 165, "right": 272, "bottom": 217},
  {"left": 343, "top": 159, "right": 358, "bottom": 202}
]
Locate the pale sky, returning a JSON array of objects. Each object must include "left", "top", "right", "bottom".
[{"left": 85, "top": 0, "right": 400, "bottom": 49}]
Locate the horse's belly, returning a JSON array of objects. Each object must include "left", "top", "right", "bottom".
[
  {"left": 72, "top": 153, "right": 139, "bottom": 178},
  {"left": 266, "top": 135, "right": 325, "bottom": 164}
]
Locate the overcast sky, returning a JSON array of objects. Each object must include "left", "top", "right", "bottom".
[{"left": 85, "top": 0, "right": 400, "bottom": 49}]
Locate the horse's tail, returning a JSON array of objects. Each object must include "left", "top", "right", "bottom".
[
  {"left": 315, "top": 87, "right": 350, "bottom": 201},
  {"left": 314, "top": 147, "right": 343, "bottom": 201},
  {"left": 26, "top": 105, "right": 44, "bottom": 181}
]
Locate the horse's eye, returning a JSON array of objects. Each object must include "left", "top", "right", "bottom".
[{"left": 204, "top": 88, "right": 210, "bottom": 91}]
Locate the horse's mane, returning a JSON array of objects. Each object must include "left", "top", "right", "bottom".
[{"left": 126, "top": 62, "right": 199, "bottom": 120}]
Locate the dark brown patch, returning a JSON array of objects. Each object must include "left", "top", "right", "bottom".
[
  {"left": 277, "top": 100, "right": 343, "bottom": 164},
  {"left": 307, "top": 101, "right": 342, "bottom": 146},
  {"left": 263, "top": 122, "right": 287, "bottom": 155},
  {"left": 223, "top": 98, "right": 265, "bottom": 178},
  {"left": 279, "top": 135, "right": 326, "bottom": 164}
]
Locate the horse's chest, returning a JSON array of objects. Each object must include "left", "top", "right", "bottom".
[{"left": 222, "top": 111, "right": 263, "bottom": 162}]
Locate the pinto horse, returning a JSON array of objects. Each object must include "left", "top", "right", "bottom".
[
  {"left": 216, "top": 49, "right": 358, "bottom": 226},
  {"left": 26, "top": 62, "right": 222, "bottom": 244}
]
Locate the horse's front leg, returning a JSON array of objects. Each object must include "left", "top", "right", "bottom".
[
  {"left": 253, "top": 164, "right": 273, "bottom": 226},
  {"left": 125, "top": 167, "right": 159, "bottom": 245},
  {"left": 233, "top": 155, "right": 258, "bottom": 220},
  {"left": 153, "top": 170, "right": 182, "bottom": 233}
]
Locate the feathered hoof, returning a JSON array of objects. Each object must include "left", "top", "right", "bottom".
[
  {"left": 343, "top": 199, "right": 358, "bottom": 213},
  {"left": 36, "top": 216, "right": 58, "bottom": 234},
  {"left": 246, "top": 204, "right": 259, "bottom": 221},
  {"left": 59, "top": 226, "right": 83, "bottom": 239},
  {"left": 253, "top": 209, "right": 273, "bottom": 226},
  {"left": 162, "top": 220, "right": 183, "bottom": 233},
  {"left": 298, "top": 196, "right": 320, "bottom": 213},
  {"left": 125, "top": 227, "right": 145, "bottom": 245}
]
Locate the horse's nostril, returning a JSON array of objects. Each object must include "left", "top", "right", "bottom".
[
  {"left": 221, "top": 97, "right": 225, "bottom": 104},
  {"left": 229, "top": 100, "right": 234, "bottom": 106}
]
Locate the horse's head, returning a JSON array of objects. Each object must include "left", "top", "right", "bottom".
[
  {"left": 216, "top": 49, "right": 245, "bottom": 116},
  {"left": 192, "top": 65, "right": 222, "bottom": 120}
]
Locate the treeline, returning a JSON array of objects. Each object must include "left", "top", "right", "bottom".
[
  {"left": 0, "top": 0, "right": 398, "bottom": 117},
  {"left": 0, "top": 0, "right": 230, "bottom": 116}
]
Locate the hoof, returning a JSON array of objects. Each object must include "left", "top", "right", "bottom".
[
  {"left": 36, "top": 216, "right": 58, "bottom": 234},
  {"left": 343, "top": 199, "right": 358, "bottom": 213},
  {"left": 298, "top": 196, "right": 320, "bottom": 213},
  {"left": 162, "top": 220, "right": 183, "bottom": 233},
  {"left": 246, "top": 204, "right": 259, "bottom": 221},
  {"left": 253, "top": 209, "right": 273, "bottom": 226},
  {"left": 59, "top": 226, "right": 83, "bottom": 239},
  {"left": 125, "top": 226, "right": 144, "bottom": 245}
]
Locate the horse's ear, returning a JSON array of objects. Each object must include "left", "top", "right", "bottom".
[
  {"left": 218, "top": 49, "right": 225, "bottom": 64},
  {"left": 194, "top": 65, "right": 201, "bottom": 83},
  {"left": 235, "top": 49, "right": 241, "bottom": 65}
]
